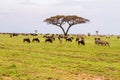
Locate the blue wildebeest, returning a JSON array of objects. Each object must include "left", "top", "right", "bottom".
[
  {"left": 58, "top": 34, "right": 63, "bottom": 44},
  {"left": 117, "top": 36, "right": 120, "bottom": 39},
  {"left": 23, "top": 38, "right": 31, "bottom": 43},
  {"left": 78, "top": 37, "right": 85, "bottom": 45},
  {"left": 44, "top": 34, "right": 55, "bottom": 43},
  {"left": 65, "top": 37, "right": 74, "bottom": 42},
  {"left": 10, "top": 33, "right": 19, "bottom": 37},
  {"left": 95, "top": 38, "right": 110, "bottom": 46},
  {"left": 45, "top": 38, "right": 53, "bottom": 43},
  {"left": 32, "top": 38, "right": 40, "bottom": 42}
]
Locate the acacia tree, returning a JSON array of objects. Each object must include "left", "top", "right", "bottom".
[{"left": 44, "top": 15, "right": 89, "bottom": 36}]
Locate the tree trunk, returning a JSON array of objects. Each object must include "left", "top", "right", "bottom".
[
  {"left": 59, "top": 25, "right": 72, "bottom": 37},
  {"left": 65, "top": 25, "right": 72, "bottom": 36}
]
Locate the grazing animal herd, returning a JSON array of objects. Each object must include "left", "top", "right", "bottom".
[
  {"left": 0, "top": 33, "right": 119, "bottom": 46},
  {"left": 23, "top": 36, "right": 110, "bottom": 46},
  {"left": 21, "top": 33, "right": 113, "bottom": 47}
]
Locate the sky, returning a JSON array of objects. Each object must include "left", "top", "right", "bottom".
[{"left": 0, "top": 0, "right": 120, "bottom": 35}]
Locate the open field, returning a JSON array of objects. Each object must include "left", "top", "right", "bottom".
[{"left": 0, "top": 34, "right": 120, "bottom": 80}]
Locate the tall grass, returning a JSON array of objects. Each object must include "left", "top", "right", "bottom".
[{"left": 0, "top": 34, "right": 120, "bottom": 80}]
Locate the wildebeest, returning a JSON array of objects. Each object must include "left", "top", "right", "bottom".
[
  {"left": 23, "top": 38, "right": 31, "bottom": 43},
  {"left": 78, "top": 37, "right": 85, "bottom": 45},
  {"left": 95, "top": 38, "right": 98, "bottom": 44},
  {"left": 76, "top": 37, "right": 80, "bottom": 42},
  {"left": 66, "top": 37, "right": 74, "bottom": 42},
  {"left": 95, "top": 38, "right": 110, "bottom": 46},
  {"left": 43, "top": 34, "right": 55, "bottom": 41},
  {"left": 10, "top": 33, "right": 19, "bottom": 37},
  {"left": 58, "top": 35, "right": 63, "bottom": 44},
  {"left": 45, "top": 38, "right": 53, "bottom": 43},
  {"left": 32, "top": 38, "right": 40, "bottom": 42},
  {"left": 117, "top": 36, "right": 120, "bottom": 39},
  {"left": 76, "top": 36, "right": 84, "bottom": 42}
]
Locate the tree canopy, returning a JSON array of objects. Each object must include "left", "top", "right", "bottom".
[{"left": 44, "top": 15, "right": 90, "bottom": 36}]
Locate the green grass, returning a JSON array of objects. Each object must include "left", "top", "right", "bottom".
[{"left": 0, "top": 34, "right": 120, "bottom": 80}]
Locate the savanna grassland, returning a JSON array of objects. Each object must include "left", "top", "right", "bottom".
[{"left": 0, "top": 34, "right": 120, "bottom": 80}]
